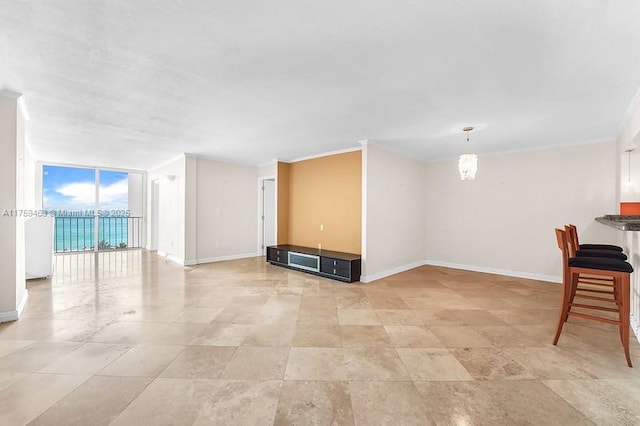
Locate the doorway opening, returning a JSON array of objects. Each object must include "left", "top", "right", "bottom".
[
  {"left": 259, "top": 177, "right": 276, "bottom": 255},
  {"left": 42, "top": 164, "right": 145, "bottom": 253}
]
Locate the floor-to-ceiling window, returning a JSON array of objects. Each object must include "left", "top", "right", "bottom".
[{"left": 42, "top": 165, "right": 144, "bottom": 253}]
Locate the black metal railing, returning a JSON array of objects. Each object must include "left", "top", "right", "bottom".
[{"left": 54, "top": 216, "right": 143, "bottom": 253}]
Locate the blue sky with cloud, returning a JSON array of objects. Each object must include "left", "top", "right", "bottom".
[{"left": 43, "top": 166, "right": 129, "bottom": 211}]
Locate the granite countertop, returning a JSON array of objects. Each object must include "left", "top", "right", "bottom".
[{"left": 595, "top": 215, "right": 640, "bottom": 231}]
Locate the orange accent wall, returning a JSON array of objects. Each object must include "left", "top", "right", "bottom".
[
  {"left": 277, "top": 162, "right": 290, "bottom": 244},
  {"left": 620, "top": 202, "right": 640, "bottom": 215},
  {"left": 286, "top": 151, "right": 362, "bottom": 254}
]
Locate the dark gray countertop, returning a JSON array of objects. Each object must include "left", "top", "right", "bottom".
[{"left": 595, "top": 215, "right": 640, "bottom": 231}]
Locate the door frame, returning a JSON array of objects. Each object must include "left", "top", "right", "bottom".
[
  {"left": 257, "top": 175, "right": 276, "bottom": 256},
  {"left": 150, "top": 178, "right": 160, "bottom": 251}
]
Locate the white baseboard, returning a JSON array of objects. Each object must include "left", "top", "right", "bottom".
[
  {"left": 631, "top": 314, "right": 640, "bottom": 344},
  {"left": 166, "top": 254, "right": 185, "bottom": 265},
  {"left": 157, "top": 251, "right": 185, "bottom": 266},
  {"left": 0, "top": 310, "right": 18, "bottom": 323},
  {"left": 0, "top": 290, "right": 29, "bottom": 323},
  {"left": 17, "top": 290, "right": 29, "bottom": 317},
  {"left": 360, "top": 260, "right": 427, "bottom": 283},
  {"left": 187, "top": 252, "right": 259, "bottom": 266},
  {"left": 422, "top": 259, "right": 561, "bottom": 284}
]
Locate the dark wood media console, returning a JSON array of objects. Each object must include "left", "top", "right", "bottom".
[{"left": 266, "top": 244, "right": 361, "bottom": 283}]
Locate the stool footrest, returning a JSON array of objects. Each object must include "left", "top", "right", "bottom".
[
  {"left": 574, "top": 294, "right": 616, "bottom": 302},
  {"left": 568, "top": 311, "right": 620, "bottom": 325},
  {"left": 576, "top": 288, "right": 615, "bottom": 295},
  {"left": 570, "top": 302, "right": 619, "bottom": 313},
  {"left": 576, "top": 279, "right": 615, "bottom": 287}
]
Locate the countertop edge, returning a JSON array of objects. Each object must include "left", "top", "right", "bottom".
[{"left": 596, "top": 216, "right": 640, "bottom": 231}]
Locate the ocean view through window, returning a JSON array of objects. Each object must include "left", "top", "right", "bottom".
[{"left": 43, "top": 165, "right": 144, "bottom": 252}]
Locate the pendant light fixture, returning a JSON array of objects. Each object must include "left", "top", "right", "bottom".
[{"left": 458, "top": 126, "right": 478, "bottom": 180}]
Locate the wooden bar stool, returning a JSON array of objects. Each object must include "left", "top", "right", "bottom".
[
  {"left": 553, "top": 228, "right": 633, "bottom": 367},
  {"left": 566, "top": 225, "right": 627, "bottom": 260},
  {"left": 567, "top": 224, "right": 624, "bottom": 252}
]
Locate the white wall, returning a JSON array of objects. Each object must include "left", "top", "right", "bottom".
[
  {"left": 424, "top": 141, "right": 618, "bottom": 281},
  {"left": 15, "top": 96, "right": 26, "bottom": 312},
  {"left": 23, "top": 143, "right": 37, "bottom": 210},
  {"left": 127, "top": 172, "right": 144, "bottom": 248},
  {"left": 128, "top": 173, "right": 144, "bottom": 217},
  {"left": 194, "top": 157, "right": 258, "bottom": 263},
  {"left": 185, "top": 155, "right": 198, "bottom": 263},
  {"left": 362, "top": 143, "right": 426, "bottom": 281},
  {"left": 0, "top": 94, "right": 27, "bottom": 322},
  {"left": 259, "top": 161, "right": 276, "bottom": 178},
  {"left": 147, "top": 155, "right": 186, "bottom": 264}
]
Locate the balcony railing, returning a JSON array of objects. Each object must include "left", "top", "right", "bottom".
[{"left": 54, "top": 216, "right": 143, "bottom": 253}]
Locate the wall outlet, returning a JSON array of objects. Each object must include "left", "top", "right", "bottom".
[
  {"left": 320, "top": 224, "right": 324, "bottom": 231},
  {"left": 318, "top": 243, "right": 322, "bottom": 250}
]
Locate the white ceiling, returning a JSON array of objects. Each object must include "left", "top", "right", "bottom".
[{"left": 1, "top": 1, "right": 640, "bottom": 170}]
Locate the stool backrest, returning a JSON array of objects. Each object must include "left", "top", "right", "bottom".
[{"left": 565, "top": 225, "right": 579, "bottom": 257}]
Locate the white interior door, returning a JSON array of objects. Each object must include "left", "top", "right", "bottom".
[{"left": 262, "top": 179, "right": 276, "bottom": 254}]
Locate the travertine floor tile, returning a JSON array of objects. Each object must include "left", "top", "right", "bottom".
[
  {"left": 275, "top": 380, "right": 354, "bottom": 426},
  {"left": 367, "top": 297, "right": 410, "bottom": 310},
  {"left": 419, "top": 309, "right": 508, "bottom": 326},
  {"left": 349, "top": 381, "right": 429, "bottom": 426},
  {"left": 414, "top": 380, "right": 593, "bottom": 425},
  {"left": 299, "top": 296, "right": 337, "bottom": 310},
  {"left": 451, "top": 347, "right": 536, "bottom": 380},
  {"left": 0, "top": 339, "right": 36, "bottom": 358},
  {"left": 343, "top": 348, "right": 410, "bottom": 380},
  {"left": 503, "top": 347, "right": 594, "bottom": 380},
  {"left": 292, "top": 324, "right": 342, "bottom": 347},
  {"left": 29, "top": 375, "right": 151, "bottom": 426},
  {"left": 400, "top": 296, "right": 447, "bottom": 310},
  {"left": 340, "top": 325, "right": 391, "bottom": 347},
  {"left": 0, "top": 318, "right": 75, "bottom": 340},
  {"left": 242, "top": 322, "right": 296, "bottom": 346},
  {"left": 563, "top": 346, "right": 640, "bottom": 379},
  {"left": 90, "top": 322, "right": 206, "bottom": 345},
  {"left": 175, "top": 306, "right": 224, "bottom": 324},
  {"left": 159, "top": 345, "right": 236, "bottom": 379},
  {"left": 0, "top": 340, "right": 83, "bottom": 373},
  {"left": 335, "top": 295, "right": 371, "bottom": 310},
  {"left": 428, "top": 325, "right": 494, "bottom": 347},
  {"left": 383, "top": 325, "right": 444, "bottom": 348},
  {"left": 47, "top": 320, "right": 107, "bottom": 342},
  {"left": 285, "top": 347, "right": 347, "bottom": 380},
  {"left": 473, "top": 325, "right": 549, "bottom": 348},
  {"left": 98, "top": 344, "right": 184, "bottom": 377},
  {"left": 337, "top": 309, "right": 381, "bottom": 325},
  {"left": 396, "top": 348, "right": 473, "bottom": 381},
  {"left": 221, "top": 346, "right": 289, "bottom": 380},
  {"left": 296, "top": 308, "right": 339, "bottom": 325},
  {"left": 39, "top": 342, "right": 131, "bottom": 375},
  {"left": 0, "top": 373, "right": 89, "bottom": 425},
  {"left": 375, "top": 309, "right": 424, "bottom": 325},
  {"left": 192, "top": 380, "right": 282, "bottom": 425},
  {"left": 110, "top": 378, "right": 207, "bottom": 426},
  {"left": 544, "top": 379, "right": 640, "bottom": 425},
  {"left": 8, "top": 253, "right": 638, "bottom": 425},
  {"left": 190, "top": 323, "right": 252, "bottom": 346},
  {"left": 0, "top": 371, "right": 28, "bottom": 392},
  {"left": 488, "top": 308, "right": 558, "bottom": 326}
]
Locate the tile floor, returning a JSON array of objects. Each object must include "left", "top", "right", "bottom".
[{"left": 1, "top": 250, "right": 640, "bottom": 425}]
